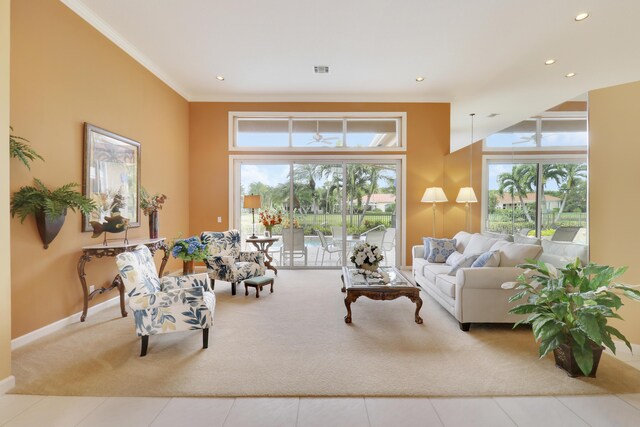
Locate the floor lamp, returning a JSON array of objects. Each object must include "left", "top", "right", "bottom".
[
  {"left": 243, "top": 194, "right": 262, "bottom": 239},
  {"left": 457, "top": 113, "right": 478, "bottom": 232},
  {"left": 421, "top": 187, "right": 448, "bottom": 236}
]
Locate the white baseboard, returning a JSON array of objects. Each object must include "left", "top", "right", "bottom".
[
  {"left": 0, "top": 375, "right": 15, "bottom": 395},
  {"left": 11, "top": 297, "right": 120, "bottom": 350}
]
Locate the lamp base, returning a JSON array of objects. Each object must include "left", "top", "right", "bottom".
[{"left": 249, "top": 234, "right": 257, "bottom": 239}]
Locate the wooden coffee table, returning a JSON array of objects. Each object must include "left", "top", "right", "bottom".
[{"left": 340, "top": 266, "right": 423, "bottom": 324}]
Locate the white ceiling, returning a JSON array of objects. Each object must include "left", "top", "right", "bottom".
[{"left": 62, "top": 0, "right": 640, "bottom": 151}]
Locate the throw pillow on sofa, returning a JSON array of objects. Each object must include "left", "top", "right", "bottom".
[
  {"left": 471, "top": 250, "right": 500, "bottom": 268},
  {"left": 463, "top": 234, "right": 498, "bottom": 256},
  {"left": 448, "top": 253, "right": 480, "bottom": 275},
  {"left": 426, "top": 238, "right": 457, "bottom": 263},
  {"left": 490, "top": 242, "right": 542, "bottom": 267},
  {"left": 422, "top": 237, "right": 431, "bottom": 259},
  {"left": 445, "top": 251, "right": 465, "bottom": 266}
]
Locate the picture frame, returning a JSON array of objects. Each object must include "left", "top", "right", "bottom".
[{"left": 83, "top": 123, "right": 141, "bottom": 232}]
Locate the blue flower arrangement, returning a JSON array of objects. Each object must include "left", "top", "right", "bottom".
[{"left": 170, "top": 236, "right": 209, "bottom": 262}]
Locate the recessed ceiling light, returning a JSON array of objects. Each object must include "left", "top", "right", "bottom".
[
  {"left": 565, "top": 72, "right": 576, "bottom": 78},
  {"left": 545, "top": 59, "right": 556, "bottom": 65},
  {"left": 216, "top": 75, "right": 225, "bottom": 81},
  {"left": 415, "top": 76, "right": 424, "bottom": 82},
  {"left": 575, "top": 12, "right": 589, "bottom": 21}
]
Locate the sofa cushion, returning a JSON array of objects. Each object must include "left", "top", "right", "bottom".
[
  {"left": 448, "top": 254, "right": 480, "bottom": 275},
  {"left": 496, "top": 242, "right": 542, "bottom": 267},
  {"left": 471, "top": 250, "right": 501, "bottom": 268},
  {"left": 426, "top": 238, "right": 457, "bottom": 263},
  {"left": 435, "top": 274, "right": 457, "bottom": 299},
  {"left": 423, "top": 263, "right": 452, "bottom": 283},
  {"left": 463, "top": 234, "right": 498, "bottom": 256},
  {"left": 539, "top": 240, "right": 588, "bottom": 267},
  {"left": 445, "top": 251, "right": 464, "bottom": 266},
  {"left": 452, "top": 231, "right": 472, "bottom": 253},
  {"left": 482, "top": 231, "right": 514, "bottom": 242}
]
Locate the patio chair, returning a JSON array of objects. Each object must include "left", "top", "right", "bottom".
[
  {"left": 551, "top": 226, "right": 581, "bottom": 242},
  {"left": 115, "top": 245, "right": 214, "bottom": 357},
  {"left": 280, "top": 228, "right": 308, "bottom": 266},
  {"left": 200, "top": 229, "right": 266, "bottom": 295},
  {"left": 381, "top": 227, "right": 396, "bottom": 261},
  {"left": 316, "top": 229, "right": 342, "bottom": 266},
  {"left": 331, "top": 226, "right": 344, "bottom": 247}
]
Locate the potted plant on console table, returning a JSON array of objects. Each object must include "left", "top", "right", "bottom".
[{"left": 503, "top": 258, "right": 640, "bottom": 377}]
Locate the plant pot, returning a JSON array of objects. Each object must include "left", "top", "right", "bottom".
[
  {"left": 148, "top": 211, "right": 159, "bottom": 239},
  {"left": 553, "top": 342, "right": 604, "bottom": 378},
  {"left": 183, "top": 260, "right": 195, "bottom": 275},
  {"left": 35, "top": 209, "right": 67, "bottom": 249}
]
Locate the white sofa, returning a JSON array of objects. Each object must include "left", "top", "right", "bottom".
[{"left": 412, "top": 231, "right": 588, "bottom": 331}]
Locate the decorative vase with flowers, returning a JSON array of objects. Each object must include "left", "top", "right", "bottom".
[
  {"left": 350, "top": 242, "right": 384, "bottom": 272},
  {"left": 170, "top": 236, "right": 209, "bottom": 275},
  {"left": 140, "top": 187, "right": 167, "bottom": 239},
  {"left": 258, "top": 208, "right": 283, "bottom": 237}
]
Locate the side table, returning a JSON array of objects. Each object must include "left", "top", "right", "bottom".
[
  {"left": 245, "top": 236, "right": 279, "bottom": 275},
  {"left": 77, "top": 237, "right": 169, "bottom": 322}
]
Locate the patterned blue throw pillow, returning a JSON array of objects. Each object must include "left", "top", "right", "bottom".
[
  {"left": 471, "top": 250, "right": 500, "bottom": 268},
  {"left": 426, "top": 238, "right": 457, "bottom": 263}
]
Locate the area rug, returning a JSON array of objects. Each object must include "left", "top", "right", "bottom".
[{"left": 11, "top": 270, "right": 640, "bottom": 397}]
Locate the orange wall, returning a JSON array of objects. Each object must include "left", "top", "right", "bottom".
[
  {"left": 10, "top": 0, "right": 189, "bottom": 338},
  {"left": 1, "top": 0, "right": 12, "bottom": 383},
  {"left": 443, "top": 140, "right": 483, "bottom": 237},
  {"left": 189, "top": 102, "right": 450, "bottom": 265},
  {"left": 589, "top": 81, "right": 640, "bottom": 344}
]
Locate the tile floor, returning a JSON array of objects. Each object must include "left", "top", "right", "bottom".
[
  {"left": 1, "top": 394, "right": 640, "bottom": 426},
  {"left": 4, "top": 341, "right": 639, "bottom": 426}
]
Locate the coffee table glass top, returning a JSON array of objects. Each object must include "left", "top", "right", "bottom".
[{"left": 342, "top": 266, "right": 414, "bottom": 289}]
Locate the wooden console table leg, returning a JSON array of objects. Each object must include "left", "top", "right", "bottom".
[
  {"left": 113, "top": 274, "right": 128, "bottom": 318},
  {"left": 77, "top": 253, "right": 92, "bottom": 322},
  {"left": 158, "top": 241, "right": 169, "bottom": 277}
]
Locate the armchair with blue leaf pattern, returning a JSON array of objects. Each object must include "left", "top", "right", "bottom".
[
  {"left": 115, "top": 245, "right": 215, "bottom": 356},
  {"left": 200, "top": 229, "right": 266, "bottom": 295}
]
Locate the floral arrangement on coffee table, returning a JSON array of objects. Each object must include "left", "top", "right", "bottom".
[{"left": 350, "top": 242, "right": 384, "bottom": 270}]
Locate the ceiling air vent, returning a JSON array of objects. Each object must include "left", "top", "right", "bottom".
[{"left": 314, "top": 65, "right": 330, "bottom": 74}]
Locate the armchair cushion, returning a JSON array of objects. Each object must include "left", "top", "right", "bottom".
[
  {"left": 115, "top": 245, "right": 161, "bottom": 297},
  {"left": 160, "top": 273, "right": 211, "bottom": 292}
]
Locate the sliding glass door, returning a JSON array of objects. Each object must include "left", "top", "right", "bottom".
[{"left": 236, "top": 158, "right": 401, "bottom": 268}]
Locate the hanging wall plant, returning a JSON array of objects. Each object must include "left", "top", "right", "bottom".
[
  {"left": 11, "top": 179, "right": 97, "bottom": 248},
  {"left": 9, "top": 126, "right": 43, "bottom": 169}
]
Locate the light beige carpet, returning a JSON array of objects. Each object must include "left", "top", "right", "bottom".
[{"left": 11, "top": 270, "right": 640, "bottom": 397}]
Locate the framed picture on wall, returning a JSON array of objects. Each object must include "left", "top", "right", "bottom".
[{"left": 82, "top": 123, "right": 141, "bottom": 232}]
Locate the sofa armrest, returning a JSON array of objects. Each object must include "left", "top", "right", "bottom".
[
  {"left": 456, "top": 267, "right": 524, "bottom": 290},
  {"left": 412, "top": 245, "right": 425, "bottom": 260}
]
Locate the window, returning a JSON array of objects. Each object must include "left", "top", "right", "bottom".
[
  {"left": 484, "top": 114, "right": 587, "bottom": 151},
  {"left": 230, "top": 112, "right": 405, "bottom": 151},
  {"left": 483, "top": 156, "right": 588, "bottom": 244}
]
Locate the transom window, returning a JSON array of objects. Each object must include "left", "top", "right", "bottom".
[
  {"left": 484, "top": 114, "right": 587, "bottom": 151},
  {"left": 230, "top": 112, "right": 406, "bottom": 151}
]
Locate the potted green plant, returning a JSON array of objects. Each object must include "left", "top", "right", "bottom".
[
  {"left": 11, "top": 179, "right": 97, "bottom": 249},
  {"left": 9, "top": 126, "right": 43, "bottom": 169},
  {"left": 504, "top": 258, "right": 640, "bottom": 377}
]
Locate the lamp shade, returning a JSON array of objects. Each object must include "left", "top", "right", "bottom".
[
  {"left": 421, "top": 187, "right": 448, "bottom": 203},
  {"left": 456, "top": 187, "right": 478, "bottom": 203},
  {"left": 243, "top": 194, "right": 262, "bottom": 209}
]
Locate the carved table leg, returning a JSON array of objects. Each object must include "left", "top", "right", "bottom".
[
  {"left": 344, "top": 293, "right": 359, "bottom": 323},
  {"left": 77, "top": 253, "right": 91, "bottom": 322},
  {"left": 157, "top": 242, "right": 170, "bottom": 277},
  {"left": 263, "top": 241, "right": 278, "bottom": 276},
  {"left": 340, "top": 274, "right": 346, "bottom": 292},
  {"left": 410, "top": 294, "right": 424, "bottom": 324},
  {"left": 113, "top": 274, "right": 128, "bottom": 318}
]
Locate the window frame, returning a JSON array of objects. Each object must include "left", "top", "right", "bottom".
[
  {"left": 481, "top": 154, "right": 588, "bottom": 241},
  {"left": 228, "top": 112, "right": 407, "bottom": 152}
]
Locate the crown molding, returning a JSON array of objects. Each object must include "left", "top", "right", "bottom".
[{"left": 60, "top": 0, "right": 192, "bottom": 100}]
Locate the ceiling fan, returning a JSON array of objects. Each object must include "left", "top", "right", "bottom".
[
  {"left": 512, "top": 133, "right": 536, "bottom": 145},
  {"left": 307, "top": 121, "right": 340, "bottom": 145}
]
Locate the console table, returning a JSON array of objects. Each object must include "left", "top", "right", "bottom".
[{"left": 77, "top": 238, "right": 169, "bottom": 322}]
